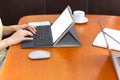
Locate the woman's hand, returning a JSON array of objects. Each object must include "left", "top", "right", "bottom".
[
  {"left": 10, "top": 24, "right": 36, "bottom": 34},
  {"left": 19, "top": 24, "right": 36, "bottom": 34},
  {"left": 1, "top": 24, "right": 37, "bottom": 50},
  {"left": 6, "top": 29, "right": 34, "bottom": 46}
]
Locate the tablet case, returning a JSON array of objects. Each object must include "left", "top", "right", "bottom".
[
  {"left": 21, "top": 24, "right": 81, "bottom": 48},
  {"left": 53, "top": 24, "right": 81, "bottom": 47}
]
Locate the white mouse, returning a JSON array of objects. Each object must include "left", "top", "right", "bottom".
[{"left": 28, "top": 50, "right": 50, "bottom": 59}]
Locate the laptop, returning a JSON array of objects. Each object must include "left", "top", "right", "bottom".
[
  {"left": 98, "top": 19, "right": 120, "bottom": 80},
  {"left": 21, "top": 6, "right": 81, "bottom": 48}
]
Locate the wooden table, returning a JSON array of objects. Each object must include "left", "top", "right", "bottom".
[{"left": 0, "top": 14, "right": 120, "bottom": 80}]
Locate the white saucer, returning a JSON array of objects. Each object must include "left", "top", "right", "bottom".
[{"left": 74, "top": 17, "right": 88, "bottom": 24}]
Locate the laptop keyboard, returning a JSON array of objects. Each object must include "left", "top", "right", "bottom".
[{"left": 33, "top": 25, "right": 53, "bottom": 47}]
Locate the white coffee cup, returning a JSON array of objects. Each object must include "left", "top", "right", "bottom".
[{"left": 73, "top": 10, "right": 87, "bottom": 23}]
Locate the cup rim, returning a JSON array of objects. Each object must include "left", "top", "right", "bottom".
[{"left": 73, "top": 10, "right": 85, "bottom": 14}]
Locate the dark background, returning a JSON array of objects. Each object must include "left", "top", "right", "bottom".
[{"left": 0, "top": 0, "right": 120, "bottom": 25}]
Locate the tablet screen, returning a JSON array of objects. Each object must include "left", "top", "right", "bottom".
[{"left": 51, "top": 6, "right": 73, "bottom": 43}]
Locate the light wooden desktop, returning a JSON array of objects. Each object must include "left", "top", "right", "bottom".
[{"left": 0, "top": 14, "right": 120, "bottom": 80}]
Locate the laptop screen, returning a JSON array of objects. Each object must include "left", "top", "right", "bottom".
[
  {"left": 98, "top": 19, "right": 120, "bottom": 80},
  {"left": 51, "top": 6, "right": 74, "bottom": 43}
]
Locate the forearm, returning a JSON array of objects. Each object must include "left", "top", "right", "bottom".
[
  {"left": 0, "top": 38, "right": 11, "bottom": 51},
  {"left": 3, "top": 25, "right": 20, "bottom": 36}
]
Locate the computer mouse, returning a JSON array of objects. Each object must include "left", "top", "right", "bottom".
[{"left": 28, "top": 50, "right": 50, "bottom": 59}]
